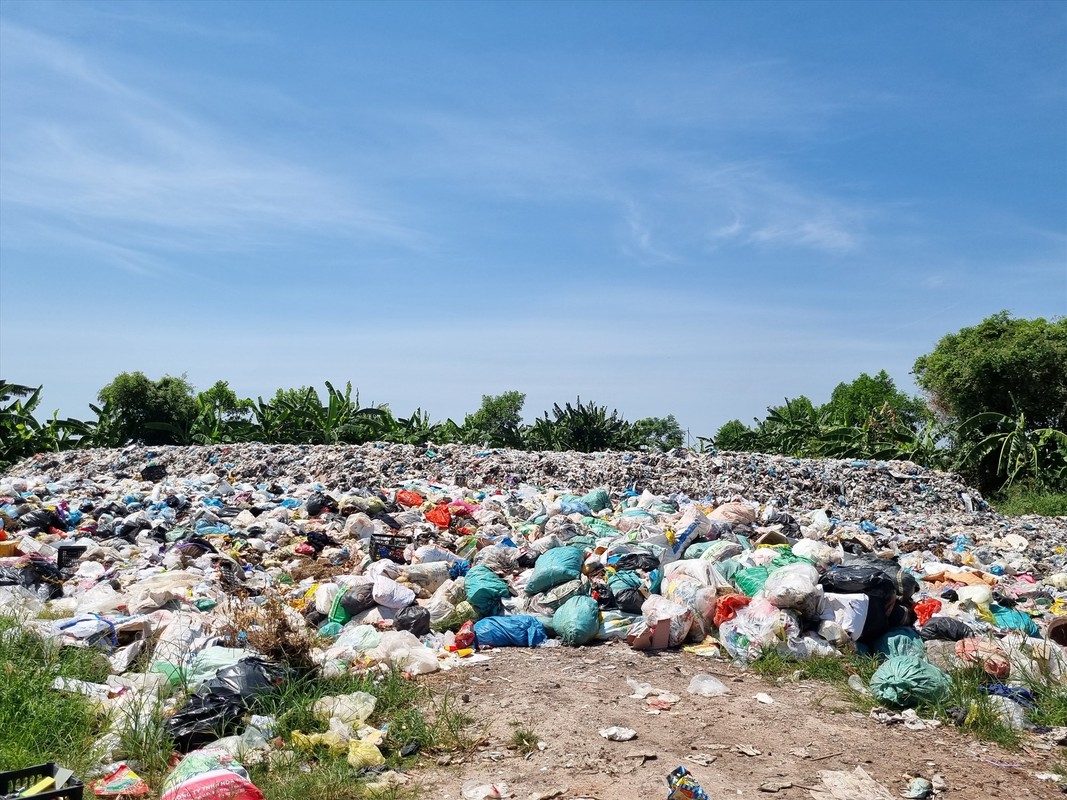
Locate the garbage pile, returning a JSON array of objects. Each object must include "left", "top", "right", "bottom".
[{"left": 1, "top": 443, "right": 1065, "bottom": 793}]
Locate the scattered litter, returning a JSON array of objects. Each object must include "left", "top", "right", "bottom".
[{"left": 599, "top": 726, "right": 638, "bottom": 741}]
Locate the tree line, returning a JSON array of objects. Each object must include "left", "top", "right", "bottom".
[{"left": 3, "top": 312, "right": 1065, "bottom": 504}]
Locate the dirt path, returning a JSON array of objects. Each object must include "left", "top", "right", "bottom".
[{"left": 414, "top": 643, "right": 1062, "bottom": 800}]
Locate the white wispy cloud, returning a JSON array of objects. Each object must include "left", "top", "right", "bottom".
[{"left": 0, "top": 22, "right": 421, "bottom": 273}]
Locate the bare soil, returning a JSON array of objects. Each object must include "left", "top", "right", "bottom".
[{"left": 414, "top": 642, "right": 1063, "bottom": 800}]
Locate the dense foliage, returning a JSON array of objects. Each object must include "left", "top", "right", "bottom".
[{"left": 3, "top": 314, "right": 1064, "bottom": 511}]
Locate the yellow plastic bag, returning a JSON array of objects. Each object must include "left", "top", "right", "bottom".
[{"left": 347, "top": 739, "right": 385, "bottom": 769}]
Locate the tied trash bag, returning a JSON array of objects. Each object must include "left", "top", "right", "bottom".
[
  {"left": 525, "top": 546, "right": 584, "bottom": 595},
  {"left": 167, "top": 658, "right": 285, "bottom": 753},
  {"left": 920, "top": 616, "right": 974, "bottom": 642},
  {"left": 870, "top": 655, "right": 951, "bottom": 708},
  {"left": 373, "top": 575, "right": 416, "bottom": 609},
  {"left": 305, "top": 491, "right": 338, "bottom": 517},
  {"left": 473, "top": 615, "right": 547, "bottom": 648},
  {"left": 819, "top": 567, "right": 897, "bottom": 642},
  {"left": 763, "top": 561, "right": 821, "bottom": 614},
  {"left": 338, "top": 582, "right": 376, "bottom": 617},
  {"left": 160, "top": 749, "right": 263, "bottom": 800},
  {"left": 553, "top": 595, "right": 600, "bottom": 646},
  {"left": 607, "top": 569, "right": 651, "bottom": 614},
  {"left": 465, "top": 565, "right": 511, "bottom": 618},
  {"left": 394, "top": 604, "right": 431, "bottom": 636}
]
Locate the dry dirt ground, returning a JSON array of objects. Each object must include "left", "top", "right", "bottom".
[{"left": 412, "top": 642, "right": 1063, "bottom": 800}]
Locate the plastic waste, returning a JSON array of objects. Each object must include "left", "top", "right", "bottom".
[
  {"left": 160, "top": 749, "right": 264, "bottom": 800},
  {"left": 666, "top": 765, "right": 710, "bottom": 800},
  {"left": 687, "top": 674, "right": 729, "bottom": 697},
  {"left": 553, "top": 595, "right": 600, "bottom": 646},
  {"left": 473, "top": 615, "right": 547, "bottom": 648},
  {"left": 869, "top": 655, "right": 951, "bottom": 708}
]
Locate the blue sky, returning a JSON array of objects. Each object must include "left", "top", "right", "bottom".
[{"left": 1, "top": 0, "right": 1064, "bottom": 439}]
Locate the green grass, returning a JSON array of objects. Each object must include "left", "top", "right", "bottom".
[
  {"left": 0, "top": 617, "right": 108, "bottom": 774},
  {"left": 990, "top": 486, "right": 1067, "bottom": 516},
  {"left": 508, "top": 722, "right": 539, "bottom": 755},
  {"left": 750, "top": 646, "right": 1067, "bottom": 751}
]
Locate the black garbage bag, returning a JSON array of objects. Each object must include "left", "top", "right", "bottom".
[
  {"left": 140, "top": 462, "right": 167, "bottom": 482},
  {"left": 167, "top": 657, "right": 286, "bottom": 752},
  {"left": 306, "top": 531, "right": 337, "bottom": 553},
  {"left": 920, "top": 616, "right": 974, "bottom": 642},
  {"left": 305, "top": 491, "right": 338, "bottom": 517},
  {"left": 0, "top": 561, "right": 65, "bottom": 599},
  {"left": 338, "top": 582, "right": 376, "bottom": 616},
  {"left": 613, "top": 587, "right": 646, "bottom": 614},
  {"left": 18, "top": 508, "right": 65, "bottom": 532},
  {"left": 614, "top": 553, "right": 660, "bottom": 572},
  {"left": 820, "top": 566, "right": 898, "bottom": 642},
  {"left": 394, "top": 604, "right": 431, "bottom": 636},
  {"left": 841, "top": 553, "right": 920, "bottom": 600}
]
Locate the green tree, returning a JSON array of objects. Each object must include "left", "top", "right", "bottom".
[
  {"left": 631, "top": 415, "right": 684, "bottom": 451},
  {"left": 913, "top": 312, "right": 1067, "bottom": 429},
  {"left": 96, "top": 372, "right": 197, "bottom": 445},
  {"left": 461, "top": 391, "right": 526, "bottom": 448},
  {"left": 528, "top": 397, "right": 634, "bottom": 453},
  {"left": 713, "top": 419, "right": 754, "bottom": 451},
  {"left": 823, "top": 370, "right": 928, "bottom": 429}
]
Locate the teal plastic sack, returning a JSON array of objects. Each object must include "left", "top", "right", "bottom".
[
  {"left": 553, "top": 595, "right": 600, "bottom": 646},
  {"left": 991, "top": 605, "right": 1039, "bottom": 637},
  {"left": 734, "top": 566, "right": 770, "bottom": 597},
  {"left": 581, "top": 489, "right": 612, "bottom": 513},
  {"left": 683, "top": 541, "right": 715, "bottom": 560},
  {"left": 870, "top": 655, "right": 951, "bottom": 707},
  {"left": 473, "top": 615, "right": 547, "bottom": 648},
  {"left": 465, "top": 565, "right": 511, "bottom": 618},
  {"left": 714, "top": 557, "right": 743, "bottom": 583},
  {"left": 526, "top": 546, "right": 584, "bottom": 595},
  {"left": 874, "top": 627, "right": 926, "bottom": 659}
]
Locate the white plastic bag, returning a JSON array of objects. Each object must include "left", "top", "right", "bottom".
[
  {"left": 817, "top": 592, "right": 870, "bottom": 643},
  {"left": 763, "top": 562, "right": 821, "bottom": 613},
  {"left": 372, "top": 575, "right": 416, "bottom": 609}
]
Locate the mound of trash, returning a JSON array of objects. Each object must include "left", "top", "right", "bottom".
[{"left": 2, "top": 443, "right": 1065, "bottom": 795}]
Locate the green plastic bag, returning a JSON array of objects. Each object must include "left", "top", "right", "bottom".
[
  {"left": 581, "top": 489, "right": 612, "bottom": 512},
  {"left": 526, "top": 546, "right": 584, "bottom": 595},
  {"left": 431, "top": 600, "right": 476, "bottom": 632},
  {"left": 870, "top": 655, "right": 951, "bottom": 707},
  {"left": 734, "top": 566, "right": 770, "bottom": 597},
  {"left": 465, "top": 565, "right": 511, "bottom": 618},
  {"left": 873, "top": 627, "right": 925, "bottom": 659},
  {"left": 553, "top": 595, "right": 600, "bottom": 646}
]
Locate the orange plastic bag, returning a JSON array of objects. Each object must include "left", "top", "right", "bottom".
[
  {"left": 914, "top": 598, "right": 942, "bottom": 626},
  {"left": 425, "top": 504, "right": 451, "bottom": 529},
  {"left": 396, "top": 490, "right": 424, "bottom": 508},
  {"left": 713, "top": 594, "right": 751, "bottom": 627}
]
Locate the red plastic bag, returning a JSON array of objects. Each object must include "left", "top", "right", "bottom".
[
  {"left": 713, "top": 594, "right": 751, "bottom": 628},
  {"left": 914, "top": 598, "right": 942, "bottom": 626},
  {"left": 396, "top": 490, "right": 424, "bottom": 508},
  {"left": 425, "top": 504, "right": 451, "bottom": 529},
  {"left": 455, "top": 620, "right": 476, "bottom": 650}
]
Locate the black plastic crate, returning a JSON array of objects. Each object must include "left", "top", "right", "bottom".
[
  {"left": 0, "top": 762, "right": 83, "bottom": 800},
  {"left": 369, "top": 532, "right": 411, "bottom": 563}
]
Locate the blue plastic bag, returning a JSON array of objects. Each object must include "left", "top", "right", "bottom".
[{"left": 473, "top": 615, "right": 547, "bottom": 648}]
